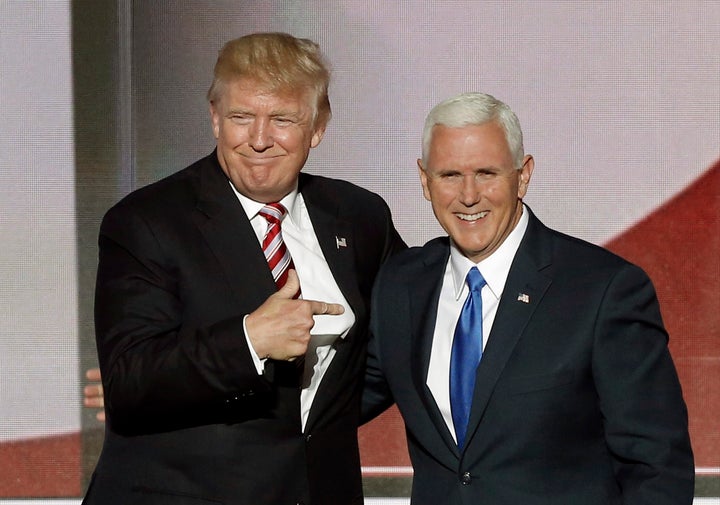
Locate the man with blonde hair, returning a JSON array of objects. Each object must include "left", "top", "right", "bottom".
[{"left": 83, "top": 32, "right": 404, "bottom": 505}]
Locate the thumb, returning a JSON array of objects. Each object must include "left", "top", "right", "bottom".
[{"left": 275, "top": 269, "right": 300, "bottom": 299}]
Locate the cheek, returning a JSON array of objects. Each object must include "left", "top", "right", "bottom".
[
  {"left": 486, "top": 181, "right": 513, "bottom": 203},
  {"left": 426, "top": 183, "right": 456, "bottom": 206},
  {"left": 276, "top": 128, "right": 309, "bottom": 149},
  {"left": 279, "top": 135, "right": 302, "bottom": 152},
  {"left": 217, "top": 125, "right": 238, "bottom": 145}
]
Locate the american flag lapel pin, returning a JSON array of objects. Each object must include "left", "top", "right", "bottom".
[
  {"left": 517, "top": 293, "right": 530, "bottom": 304},
  {"left": 335, "top": 236, "right": 347, "bottom": 249}
]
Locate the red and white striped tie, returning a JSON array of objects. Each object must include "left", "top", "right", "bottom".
[{"left": 258, "top": 203, "right": 297, "bottom": 294}]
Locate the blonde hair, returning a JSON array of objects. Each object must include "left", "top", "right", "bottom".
[{"left": 207, "top": 32, "right": 331, "bottom": 127}]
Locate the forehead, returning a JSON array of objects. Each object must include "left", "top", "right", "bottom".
[
  {"left": 219, "top": 77, "right": 314, "bottom": 113},
  {"left": 427, "top": 122, "right": 513, "bottom": 166}
]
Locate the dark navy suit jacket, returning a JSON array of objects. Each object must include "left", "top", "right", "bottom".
[{"left": 364, "top": 208, "right": 694, "bottom": 505}]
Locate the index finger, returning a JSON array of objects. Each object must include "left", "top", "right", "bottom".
[
  {"left": 84, "top": 384, "right": 104, "bottom": 398},
  {"left": 308, "top": 300, "right": 345, "bottom": 316},
  {"left": 86, "top": 367, "right": 102, "bottom": 381}
]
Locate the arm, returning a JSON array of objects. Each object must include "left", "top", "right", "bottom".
[
  {"left": 361, "top": 330, "right": 396, "bottom": 424},
  {"left": 593, "top": 263, "right": 694, "bottom": 504},
  {"left": 360, "top": 263, "right": 397, "bottom": 425},
  {"left": 95, "top": 204, "right": 339, "bottom": 434}
]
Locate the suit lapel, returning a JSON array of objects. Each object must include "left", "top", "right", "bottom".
[
  {"left": 192, "top": 153, "right": 276, "bottom": 310},
  {"left": 297, "top": 175, "right": 364, "bottom": 429},
  {"left": 408, "top": 240, "right": 464, "bottom": 459},
  {"left": 463, "top": 210, "right": 553, "bottom": 451},
  {"left": 305, "top": 210, "right": 361, "bottom": 322}
]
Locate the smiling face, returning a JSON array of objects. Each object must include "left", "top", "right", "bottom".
[
  {"left": 210, "top": 77, "right": 326, "bottom": 203},
  {"left": 418, "top": 121, "right": 534, "bottom": 263}
]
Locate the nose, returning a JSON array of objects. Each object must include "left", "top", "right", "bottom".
[
  {"left": 459, "top": 174, "right": 481, "bottom": 206},
  {"left": 248, "top": 117, "right": 274, "bottom": 151}
]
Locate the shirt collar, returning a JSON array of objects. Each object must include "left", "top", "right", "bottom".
[
  {"left": 449, "top": 204, "right": 529, "bottom": 300},
  {"left": 229, "top": 181, "right": 301, "bottom": 227}
]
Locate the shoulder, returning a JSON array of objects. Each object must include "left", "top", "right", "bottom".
[
  {"left": 370, "top": 238, "right": 448, "bottom": 305},
  {"left": 530, "top": 215, "right": 651, "bottom": 286},
  {"left": 380, "top": 237, "right": 449, "bottom": 277},
  {"left": 101, "top": 158, "right": 213, "bottom": 235},
  {"left": 554, "top": 230, "right": 635, "bottom": 272},
  {"left": 103, "top": 155, "right": 210, "bottom": 222},
  {"left": 525, "top": 209, "right": 629, "bottom": 267},
  {"left": 299, "top": 173, "right": 390, "bottom": 213}
]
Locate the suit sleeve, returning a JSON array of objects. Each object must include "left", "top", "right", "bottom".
[
  {"left": 380, "top": 200, "right": 407, "bottom": 262},
  {"left": 359, "top": 193, "right": 406, "bottom": 423},
  {"left": 360, "top": 262, "right": 398, "bottom": 424},
  {"left": 94, "top": 203, "right": 270, "bottom": 435},
  {"left": 592, "top": 263, "right": 694, "bottom": 504}
]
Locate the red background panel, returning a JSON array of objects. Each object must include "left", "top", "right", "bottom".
[
  {"left": 605, "top": 162, "right": 720, "bottom": 468},
  {"left": 0, "top": 433, "right": 81, "bottom": 496}
]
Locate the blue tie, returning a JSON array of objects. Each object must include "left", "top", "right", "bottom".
[{"left": 450, "top": 267, "right": 486, "bottom": 449}]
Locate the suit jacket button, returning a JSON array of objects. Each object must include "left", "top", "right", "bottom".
[
  {"left": 460, "top": 471, "right": 471, "bottom": 485},
  {"left": 305, "top": 434, "right": 312, "bottom": 442}
]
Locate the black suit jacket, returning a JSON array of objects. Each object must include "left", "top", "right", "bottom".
[
  {"left": 364, "top": 208, "right": 694, "bottom": 505},
  {"left": 84, "top": 152, "right": 405, "bottom": 505}
]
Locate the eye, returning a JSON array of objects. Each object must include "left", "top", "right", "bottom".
[
  {"left": 230, "top": 114, "right": 253, "bottom": 124},
  {"left": 272, "top": 116, "right": 296, "bottom": 126},
  {"left": 438, "top": 172, "right": 462, "bottom": 180}
]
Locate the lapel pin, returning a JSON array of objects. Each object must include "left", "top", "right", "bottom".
[
  {"left": 335, "top": 236, "right": 347, "bottom": 249},
  {"left": 517, "top": 293, "right": 530, "bottom": 304}
]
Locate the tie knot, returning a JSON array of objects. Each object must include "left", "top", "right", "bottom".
[
  {"left": 466, "top": 267, "right": 486, "bottom": 293},
  {"left": 259, "top": 203, "right": 287, "bottom": 224}
]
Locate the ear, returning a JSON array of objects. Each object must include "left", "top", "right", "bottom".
[
  {"left": 517, "top": 155, "right": 534, "bottom": 198},
  {"left": 417, "top": 159, "right": 432, "bottom": 202},
  {"left": 209, "top": 102, "right": 220, "bottom": 139},
  {"left": 310, "top": 123, "right": 326, "bottom": 148}
]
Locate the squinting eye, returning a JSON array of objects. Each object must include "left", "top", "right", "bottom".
[{"left": 476, "top": 171, "right": 494, "bottom": 179}]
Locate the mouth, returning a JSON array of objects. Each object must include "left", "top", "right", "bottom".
[
  {"left": 238, "top": 149, "right": 282, "bottom": 161},
  {"left": 455, "top": 211, "right": 489, "bottom": 222},
  {"left": 243, "top": 155, "right": 279, "bottom": 163}
]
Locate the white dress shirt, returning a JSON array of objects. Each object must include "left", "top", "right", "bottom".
[
  {"left": 230, "top": 182, "right": 356, "bottom": 430},
  {"left": 426, "top": 206, "right": 529, "bottom": 442}
]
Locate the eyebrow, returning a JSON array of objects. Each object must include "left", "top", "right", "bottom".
[
  {"left": 226, "top": 107, "right": 254, "bottom": 116},
  {"left": 432, "top": 166, "right": 499, "bottom": 175},
  {"left": 226, "top": 108, "right": 305, "bottom": 120},
  {"left": 271, "top": 110, "right": 303, "bottom": 119}
]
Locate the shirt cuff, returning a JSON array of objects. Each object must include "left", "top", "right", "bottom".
[{"left": 243, "top": 314, "right": 266, "bottom": 375}]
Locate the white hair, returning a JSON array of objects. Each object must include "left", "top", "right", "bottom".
[{"left": 421, "top": 92, "right": 525, "bottom": 168}]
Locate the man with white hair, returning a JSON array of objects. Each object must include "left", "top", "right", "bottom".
[{"left": 363, "top": 92, "right": 694, "bottom": 504}]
